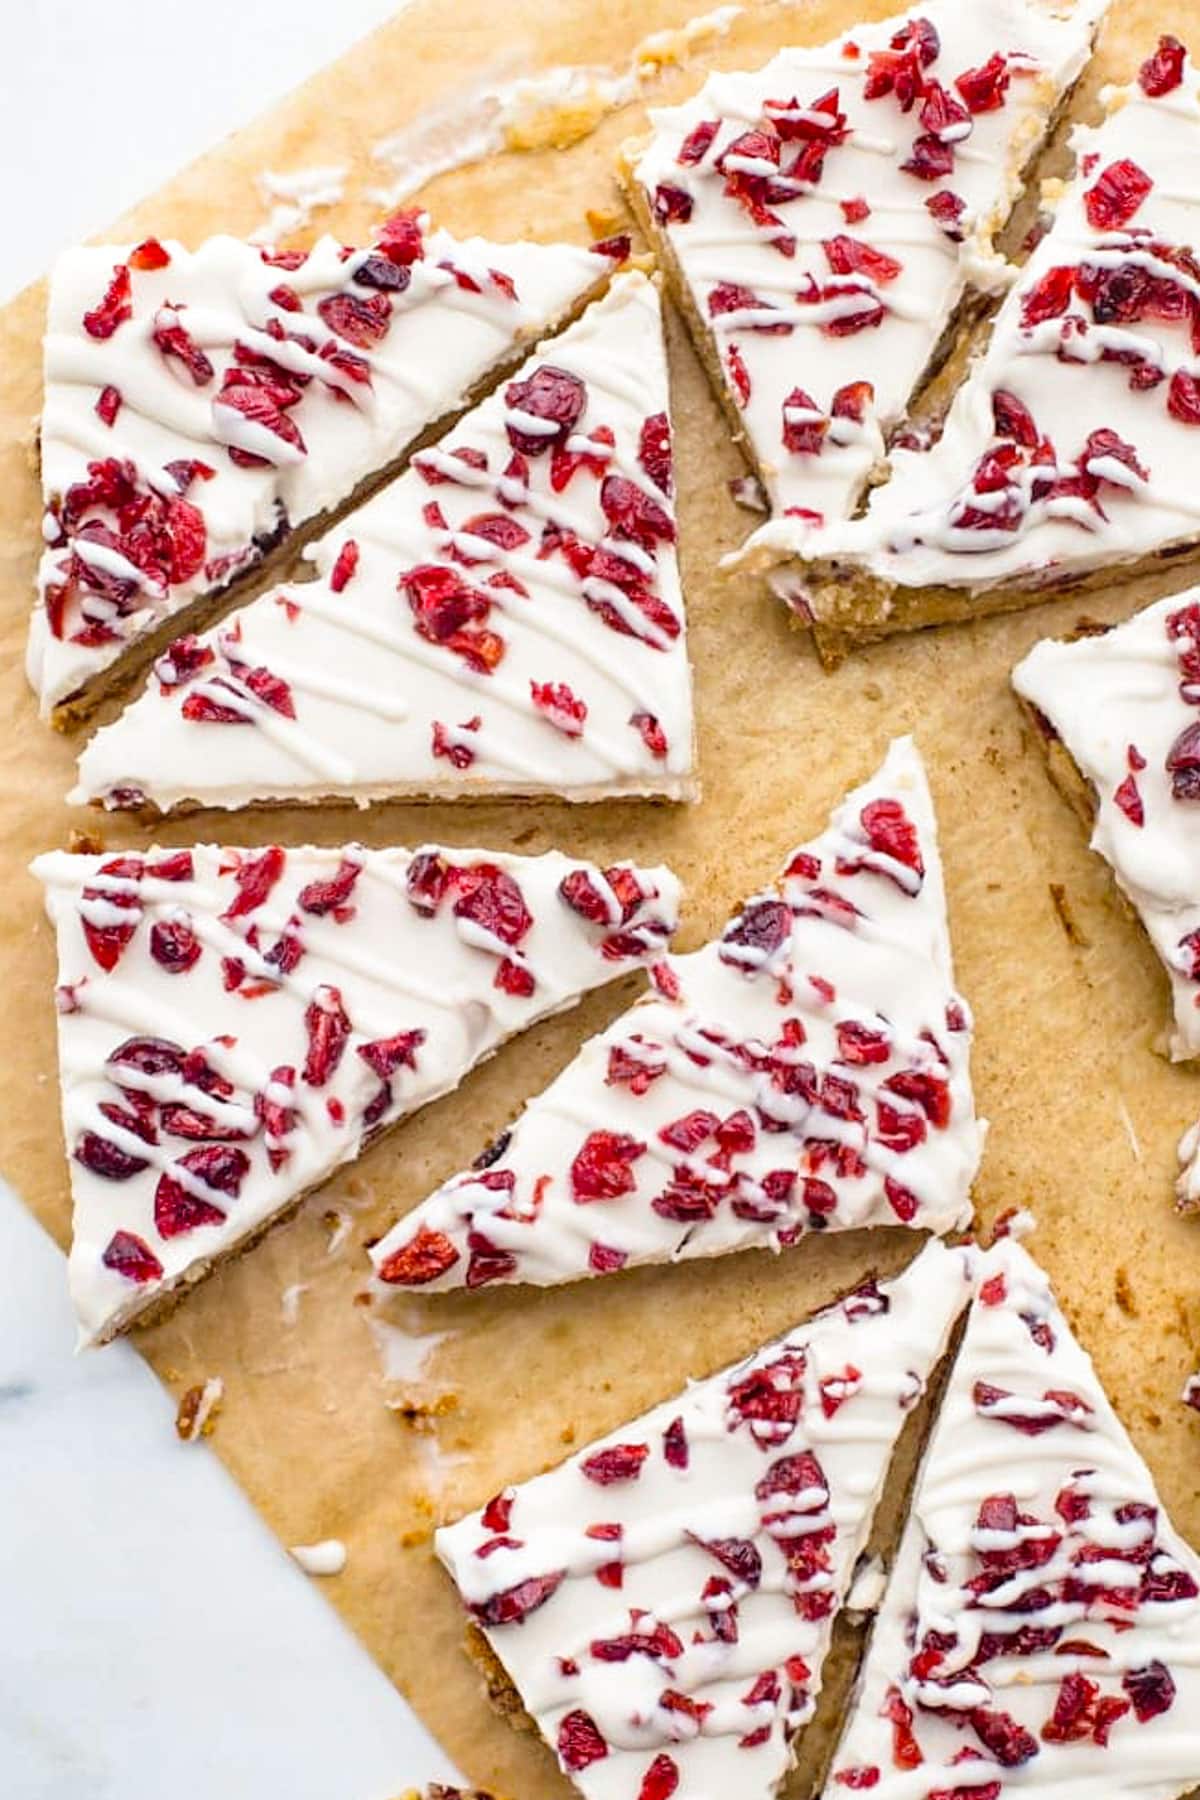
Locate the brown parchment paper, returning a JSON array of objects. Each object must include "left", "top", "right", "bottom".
[{"left": 4, "top": 1, "right": 1200, "bottom": 1794}]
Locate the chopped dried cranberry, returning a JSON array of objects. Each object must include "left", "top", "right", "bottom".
[
  {"left": 302, "top": 986, "right": 351, "bottom": 1087},
  {"left": 95, "top": 384, "right": 122, "bottom": 427},
  {"left": 720, "top": 898, "right": 791, "bottom": 967},
  {"left": 834, "top": 1771, "right": 881, "bottom": 1790},
  {"left": 558, "top": 1710, "right": 608, "bottom": 1771},
  {"left": 1167, "top": 721, "right": 1200, "bottom": 799},
  {"left": 153, "top": 311, "right": 215, "bottom": 386},
  {"left": 149, "top": 918, "right": 202, "bottom": 973},
  {"left": 214, "top": 377, "right": 307, "bottom": 465},
  {"left": 129, "top": 237, "right": 170, "bottom": 271},
  {"left": 1124, "top": 1660, "right": 1176, "bottom": 1721},
  {"left": 530, "top": 680, "right": 587, "bottom": 737},
  {"left": 858, "top": 797, "right": 924, "bottom": 877},
  {"left": 824, "top": 234, "right": 902, "bottom": 284},
  {"left": 690, "top": 1535, "right": 763, "bottom": 1588},
  {"left": 155, "top": 1146, "right": 248, "bottom": 1238},
  {"left": 678, "top": 118, "right": 720, "bottom": 164},
  {"left": 654, "top": 183, "right": 694, "bottom": 224},
  {"left": 83, "top": 264, "right": 132, "bottom": 339},
  {"left": 469, "top": 1568, "right": 565, "bottom": 1627},
  {"left": 76, "top": 1131, "right": 149, "bottom": 1182},
  {"left": 582, "top": 1442, "right": 650, "bottom": 1485},
  {"left": 571, "top": 1130, "right": 645, "bottom": 1202},
  {"left": 377, "top": 1226, "right": 460, "bottom": 1285},
  {"left": 1114, "top": 773, "right": 1145, "bottom": 824},
  {"left": 970, "top": 1708, "right": 1038, "bottom": 1767},
  {"left": 600, "top": 474, "right": 676, "bottom": 548},
  {"left": 631, "top": 711, "right": 668, "bottom": 758},
  {"left": 101, "top": 1230, "right": 163, "bottom": 1284},
  {"left": 1085, "top": 159, "right": 1153, "bottom": 231},
  {"left": 1020, "top": 265, "right": 1075, "bottom": 326},
  {"left": 329, "top": 540, "right": 359, "bottom": 592},
  {"left": 832, "top": 380, "right": 873, "bottom": 423},
  {"left": 782, "top": 387, "right": 826, "bottom": 456},
  {"left": 992, "top": 388, "right": 1039, "bottom": 447},
  {"left": 357, "top": 1031, "right": 424, "bottom": 1078},
  {"left": 638, "top": 411, "right": 673, "bottom": 495},
  {"left": 663, "top": 1416, "right": 689, "bottom": 1468},
  {"left": 637, "top": 1755, "right": 680, "bottom": 1800},
  {"left": 222, "top": 846, "right": 285, "bottom": 921},
  {"left": 956, "top": 53, "right": 1010, "bottom": 113},
  {"left": 298, "top": 856, "right": 362, "bottom": 916},
  {"left": 836, "top": 1020, "right": 891, "bottom": 1064},
  {"left": 726, "top": 343, "right": 751, "bottom": 406},
  {"left": 504, "top": 365, "right": 586, "bottom": 454},
  {"left": 318, "top": 290, "right": 393, "bottom": 348},
  {"left": 377, "top": 208, "right": 426, "bottom": 266},
  {"left": 842, "top": 196, "right": 871, "bottom": 223},
  {"left": 926, "top": 189, "right": 966, "bottom": 238},
  {"left": 1139, "top": 35, "right": 1186, "bottom": 96},
  {"left": 452, "top": 863, "right": 532, "bottom": 946},
  {"left": 1168, "top": 369, "right": 1200, "bottom": 425},
  {"left": 902, "top": 134, "right": 954, "bottom": 181}
]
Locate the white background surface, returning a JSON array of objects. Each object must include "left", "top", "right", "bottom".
[
  {"left": 1, "top": 0, "right": 404, "bottom": 301},
  {"left": 3, "top": 6, "right": 465, "bottom": 1789}
]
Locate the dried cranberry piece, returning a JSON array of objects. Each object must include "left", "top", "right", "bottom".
[
  {"left": 329, "top": 540, "right": 359, "bottom": 592},
  {"left": 970, "top": 1708, "right": 1038, "bottom": 1767},
  {"left": 1124, "top": 1660, "right": 1176, "bottom": 1721},
  {"left": 530, "top": 680, "right": 587, "bottom": 737},
  {"left": 465, "top": 1231, "right": 518, "bottom": 1288},
  {"left": 902, "top": 134, "right": 954, "bottom": 181},
  {"left": 377, "top": 208, "right": 426, "bottom": 266},
  {"left": 302, "top": 985, "right": 351, "bottom": 1087},
  {"left": 469, "top": 1568, "right": 565, "bottom": 1626},
  {"left": 833, "top": 380, "right": 873, "bottom": 423},
  {"left": 920, "top": 78, "right": 972, "bottom": 143},
  {"left": 600, "top": 474, "right": 676, "bottom": 549},
  {"left": 654, "top": 183, "right": 694, "bottom": 223},
  {"left": 631, "top": 711, "right": 668, "bottom": 758},
  {"left": 405, "top": 850, "right": 450, "bottom": 915},
  {"left": 823, "top": 234, "right": 902, "bottom": 284},
  {"left": 1167, "top": 721, "right": 1200, "bottom": 799},
  {"left": 504, "top": 365, "right": 586, "bottom": 454},
  {"left": 558, "top": 1709, "right": 608, "bottom": 1771},
  {"left": 95, "top": 384, "right": 122, "bottom": 427},
  {"left": 926, "top": 189, "right": 966, "bottom": 238},
  {"left": 101, "top": 1230, "right": 163, "bottom": 1284},
  {"left": 155, "top": 1145, "right": 248, "bottom": 1238},
  {"left": 83, "top": 264, "right": 132, "bottom": 339},
  {"left": 663, "top": 1416, "right": 689, "bottom": 1468},
  {"left": 690, "top": 1534, "right": 763, "bottom": 1587},
  {"left": 678, "top": 118, "right": 720, "bottom": 164},
  {"left": 76, "top": 1131, "right": 150, "bottom": 1181},
  {"left": 720, "top": 898, "right": 791, "bottom": 966},
  {"left": 149, "top": 917, "right": 202, "bottom": 973},
  {"left": 222, "top": 846, "right": 286, "bottom": 922},
  {"left": 129, "top": 237, "right": 170, "bottom": 271},
  {"left": 377, "top": 1226, "right": 460, "bottom": 1285},
  {"left": 638, "top": 411, "right": 673, "bottom": 495},
  {"left": 956, "top": 53, "right": 1010, "bottom": 113},
  {"left": 992, "top": 388, "right": 1038, "bottom": 447},
  {"left": 581, "top": 1442, "right": 650, "bottom": 1485},
  {"left": 152, "top": 310, "right": 215, "bottom": 386},
  {"left": 1020, "top": 265, "right": 1075, "bottom": 326},
  {"left": 1168, "top": 369, "right": 1200, "bottom": 425},
  {"left": 452, "top": 863, "right": 532, "bottom": 946},
  {"left": 317, "top": 291, "right": 393, "bottom": 348},
  {"left": 352, "top": 253, "right": 411, "bottom": 292},
  {"left": 1139, "top": 35, "right": 1186, "bottom": 96},
  {"left": 782, "top": 387, "right": 826, "bottom": 456},
  {"left": 298, "top": 856, "right": 362, "bottom": 915},
  {"left": 836, "top": 1020, "right": 891, "bottom": 1064},
  {"left": 571, "top": 1130, "right": 645, "bottom": 1202},
  {"left": 1085, "top": 159, "right": 1153, "bottom": 231},
  {"left": 637, "top": 1756, "right": 680, "bottom": 1800},
  {"left": 214, "top": 376, "right": 307, "bottom": 466},
  {"left": 357, "top": 1031, "right": 424, "bottom": 1078},
  {"left": 727, "top": 343, "right": 751, "bottom": 405}
]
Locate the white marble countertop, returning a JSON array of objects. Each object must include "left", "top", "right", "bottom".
[{"left": 0, "top": 1186, "right": 463, "bottom": 1796}]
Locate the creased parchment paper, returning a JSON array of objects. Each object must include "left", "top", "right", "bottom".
[{"left": 2, "top": 1, "right": 1199, "bottom": 1794}]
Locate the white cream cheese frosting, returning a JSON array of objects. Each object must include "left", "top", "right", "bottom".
[
  {"left": 31, "top": 841, "right": 680, "bottom": 1345},
  {"left": 1013, "top": 585, "right": 1200, "bottom": 1063},
  {"left": 436, "top": 1237, "right": 975, "bottom": 1800},
  {"left": 746, "top": 37, "right": 1200, "bottom": 610},
  {"left": 823, "top": 1234, "right": 1200, "bottom": 1798},
  {"left": 69, "top": 274, "right": 694, "bottom": 812},
  {"left": 630, "top": 0, "right": 1108, "bottom": 529},
  {"left": 30, "top": 215, "right": 610, "bottom": 717},
  {"left": 369, "top": 737, "right": 982, "bottom": 1295}
]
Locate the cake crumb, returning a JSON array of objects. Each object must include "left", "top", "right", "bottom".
[{"left": 175, "top": 1375, "right": 224, "bottom": 1442}]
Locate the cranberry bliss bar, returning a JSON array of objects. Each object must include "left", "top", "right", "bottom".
[
  {"left": 621, "top": 0, "right": 1108, "bottom": 530},
  {"left": 30, "top": 213, "right": 612, "bottom": 723},
  {"left": 824, "top": 1234, "right": 1200, "bottom": 1796},
  {"left": 32, "top": 842, "right": 679, "bottom": 1344},
  {"left": 69, "top": 275, "right": 695, "bottom": 813},
  {"left": 369, "top": 738, "right": 981, "bottom": 1296},
  {"left": 436, "top": 1239, "right": 974, "bottom": 1799},
  {"left": 743, "top": 37, "right": 1200, "bottom": 658}
]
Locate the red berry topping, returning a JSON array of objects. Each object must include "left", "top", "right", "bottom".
[
  {"left": 581, "top": 1442, "right": 650, "bottom": 1485},
  {"left": 557, "top": 1709, "right": 608, "bottom": 1771},
  {"left": 469, "top": 1569, "right": 565, "bottom": 1627},
  {"left": 530, "top": 680, "right": 587, "bottom": 737},
  {"left": 504, "top": 365, "right": 587, "bottom": 454},
  {"left": 95, "top": 384, "right": 122, "bottom": 426},
  {"left": 101, "top": 1230, "right": 163, "bottom": 1284},
  {"left": 1139, "top": 35, "right": 1186, "bottom": 96},
  {"left": 1084, "top": 159, "right": 1153, "bottom": 230},
  {"left": 329, "top": 539, "right": 360, "bottom": 592},
  {"left": 1124, "top": 1660, "right": 1176, "bottom": 1722},
  {"left": 638, "top": 1755, "right": 680, "bottom": 1800},
  {"left": 83, "top": 264, "right": 132, "bottom": 339},
  {"left": 638, "top": 411, "right": 673, "bottom": 494},
  {"left": 317, "top": 291, "right": 393, "bottom": 348},
  {"left": 377, "top": 1226, "right": 460, "bottom": 1285},
  {"left": 956, "top": 53, "right": 1010, "bottom": 114},
  {"left": 302, "top": 985, "right": 351, "bottom": 1087},
  {"left": 571, "top": 1130, "right": 645, "bottom": 1202},
  {"left": 150, "top": 917, "right": 202, "bottom": 973},
  {"left": 222, "top": 846, "right": 286, "bottom": 921}
]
